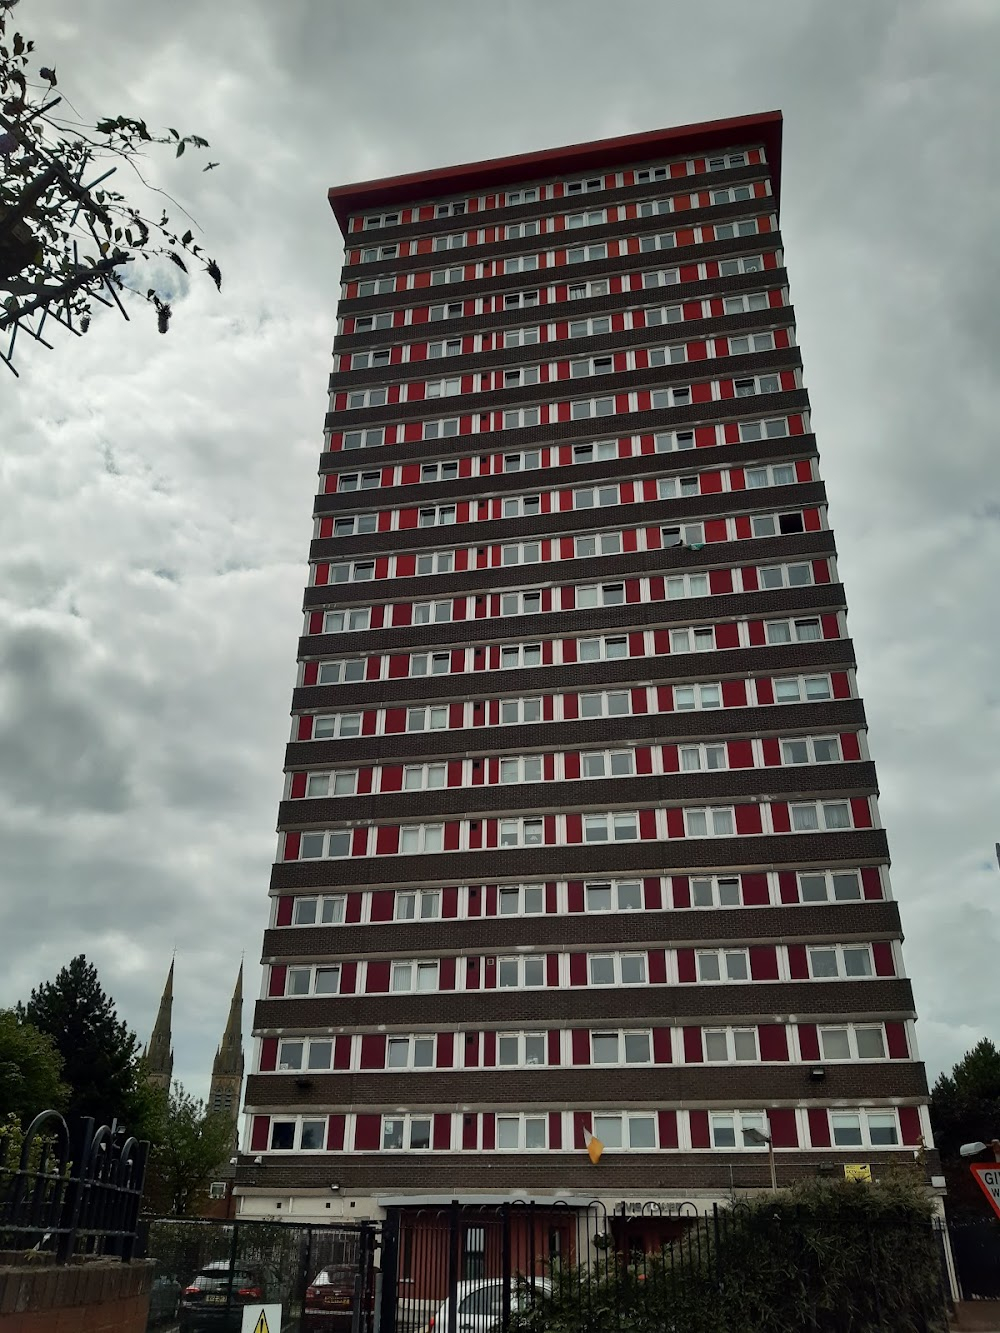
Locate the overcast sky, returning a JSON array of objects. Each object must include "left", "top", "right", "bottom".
[{"left": 2, "top": 0, "right": 998, "bottom": 1108}]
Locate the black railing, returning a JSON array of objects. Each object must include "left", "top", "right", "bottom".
[{"left": 0, "top": 1109, "right": 148, "bottom": 1262}]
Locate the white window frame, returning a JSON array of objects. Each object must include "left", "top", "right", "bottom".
[{"left": 695, "top": 949, "right": 750, "bottom": 983}]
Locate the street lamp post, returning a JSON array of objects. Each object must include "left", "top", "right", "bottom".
[
  {"left": 744, "top": 1122, "right": 777, "bottom": 1192},
  {"left": 960, "top": 1139, "right": 1000, "bottom": 1162}
]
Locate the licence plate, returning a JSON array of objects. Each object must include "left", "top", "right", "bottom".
[{"left": 204, "top": 1294, "right": 227, "bottom": 1305}]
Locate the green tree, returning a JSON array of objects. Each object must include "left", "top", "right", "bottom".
[
  {"left": 143, "top": 1083, "right": 235, "bottom": 1216},
  {"left": 18, "top": 954, "right": 154, "bottom": 1139},
  {"left": 0, "top": 1008, "right": 68, "bottom": 1124},
  {"left": 930, "top": 1037, "right": 1000, "bottom": 1215},
  {"left": 0, "top": 0, "right": 221, "bottom": 374}
]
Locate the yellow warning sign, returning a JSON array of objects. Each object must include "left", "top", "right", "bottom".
[
  {"left": 843, "top": 1163, "right": 872, "bottom": 1182},
  {"left": 241, "top": 1304, "right": 282, "bottom": 1333}
]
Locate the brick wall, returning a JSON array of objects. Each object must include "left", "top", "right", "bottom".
[{"left": 0, "top": 1257, "right": 155, "bottom": 1333}]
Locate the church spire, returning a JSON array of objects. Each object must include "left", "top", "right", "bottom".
[
  {"left": 209, "top": 964, "right": 244, "bottom": 1132},
  {"left": 145, "top": 957, "right": 174, "bottom": 1091}
]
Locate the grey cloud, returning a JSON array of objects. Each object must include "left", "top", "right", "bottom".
[{"left": 1, "top": 0, "right": 997, "bottom": 1100}]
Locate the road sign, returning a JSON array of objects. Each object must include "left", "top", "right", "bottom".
[
  {"left": 970, "top": 1164, "right": 1000, "bottom": 1220},
  {"left": 843, "top": 1163, "right": 871, "bottom": 1182},
  {"left": 241, "top": 1304, "right": 282, "bottom": 1333}
]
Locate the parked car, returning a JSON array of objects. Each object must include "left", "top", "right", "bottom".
[
  {"left": 148, "top": 1272, "right": 181, "bottom": 1324},
  {"left": 304, "top": 1263, "right": 373, "bottom": 1331},
  {"left": 178, "top": 1260, "right": 268, "bottom": 1332},
  {"left": 428, "top": 1278, "right": 551, "bottom": 1332}
]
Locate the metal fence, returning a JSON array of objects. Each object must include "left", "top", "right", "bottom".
[
  {"left": 377, "top": 1200, "right": 953, "bottom": 1333},
  {"left": 946, "top": 1214, "right": 1000, "bottom": 1301},
  {"left": 139, "top": 1214, "right": 379, "bottom": 1332},
  {"left": 0, "top": 1109, "right": 148, "bottom": 1262}
]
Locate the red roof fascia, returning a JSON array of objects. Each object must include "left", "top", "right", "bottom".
[{"left": 327, "top": 111, "right": 783, "bottom": 235}]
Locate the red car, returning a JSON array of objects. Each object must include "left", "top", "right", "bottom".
[{"left": 304, "top": 1264, "right": 373, "bottom": 1331}]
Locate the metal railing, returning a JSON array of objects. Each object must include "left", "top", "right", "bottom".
[{"left": 0, "top": 1109, "right": 148, "bottom": 1262}]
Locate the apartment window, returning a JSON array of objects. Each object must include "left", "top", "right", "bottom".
[
  {"left": 831, "top": 1111, "right": 899, "bottom": 1148},
  {"left": 406, "top": 706, "right": 449, "bottom": 732},
  {"left": 579, "top": 690, "right": 630, "bottom": 718},
  {"left": 798, "top": 870, "right": 863, "bottom": 903},
  {"left": 719, "top": 255, "right": 764, "bottom": 276},
  {"left": 497, "top": 956, "right": 545, "bottom": 988},
  {"left": 278, "top": 1038, "right": 334, "bottom": 1073},
  {"left": 577, "top": 635, "right": 627, "bottom": 661},
  {"left": 433, "top": 233, "right": 466, "bottom": 252},
  {"left": 569, "top": 316, "right": 612, "bottom": 340},
  {"left": 648, "top": 341, "right": 687, "bottom": 367},
  {"left": 313, "top": 712, "right": 362, "bottom": 740},
  {"left": 650, "top": 384, "right": 693, "bottom": 409},
  {"left": 565, "top": 176, "right": 603, "bottom": 195},
  {"left": 774, "top": 675, "right": 833, "bottom": 703},
  {"left": 332, "top": 514, "right": 378, "bottom": 536},
  {"left": 665, "top": 573, "right": 710, "bottom": 599},
  {"left": 402, "top": 764, "right": 448, "bottom": 794},
  {"left": 673, "top": 682, "right": 722, "bottom": 711},
  {"left": 412, "top": 600, "right": 453, "bottom": 624},
  {"left": 589, "top": 953, "right": 646, "bottom": 986},
  {"left": 353, "top": 314, "right": 393, "bottom": 333},
  {"left": 592, "top": 1114, "right": 657, "bottom": 1151},
  {"left": 504, "top": 254, "right": 539, "bottom": 275},
  {"left": 501, "top": 541, "right": 542, "bottom": 567},
  {"left": 362, "top": 211, "right": 400, "bottom": 229},
  {"left": 418, "top": 506, "right": 456, "bottom": 528},
  {"left": 291, "top": 895, "right": 346, "bottom": 926},
  {"left": 639, "top": 230, "right": 678, "bottom": 256},
  {"left": 506, "top": 187, "right": 539, "bottom": 205},
  {"left": 355, "top": 277, "right": 396, "bottom": 298},
  {"left": 684, "top": 806, "right": 735, "bottom": 837},
  {"left": 655, "top": 429, "right": 695, "bottom": 454},
  {"left": 711, "top": 185, "right": 755, "bottom": 205},
  {"left": 642, "top": 269, "right": 681, "bottom": 291},
  {"left": 499, "top": 817, "right": 544, "bottom": 847},
  {"left": 704, "top": 1029, "right": 758, "bottom": 1062},
  {"left": 574, "top": 532, "right": 622, "bottom": 559},
  {"left": 387, "top": 1036, "right": 436, "bottom": 1069},
  {"left": 746, "top": 462, "right": 797, "bottom": 489},
  {"left": 337, "top": 470, "right": 381, "bottom": 493},
  {"left": 819, "top": 1025, "right": 887, "bottom": 1062},
  {"left": 398, "top": 824, "right": 445, "bottom": 854},
  {"left": 270, "top": 1119, "right": 327, "bottom": 1152},
  {"left": 634, "top": 166, "right": 669, "bottom": 184},
  {"left": 498, "top": 883, "right": 545, "bottom": 915},
  {"left": 323, "top": 607, "right": 372, "bottom": 636},
  {"left": 430, "top": 266, "right": 466, "bottom": 288},
  {"left": 503, "top": 406, "right": 541, "bottom": 429},
  {"left": 581, "top": 749, "right": 635, "bottom": 779},
  {"left": 715, "top": 219, "right": 763, "bottom": 241},
  {"left": 390, "top": 960, "right": 439, "bottom": 992},
  {"left": 781, "top": 736, "right": 841, "bottom": 765},
  {"left": 759, "top": 562, "right": 813, "bottom": 590},
  {"left": 503, "top": 290, "right": 540, "bottom": 309},
  {"left": 752, "top": 511, "right": 805, "bottom": 537},
  {"left": 696, "top": 950, "right": 749, "bottom": 982},
  {"left": 428, "top": 302, "right": 464, "bottom": 322},
  {"left": 499, "top": 697, "right": 543, "bottom": 724},
  {"left": 360, "top": 243, "right": 398, "bottom": 262},
  {"left": 427, "top": 338, "right": 463, "bottom": 359},
  {"left": 350, "top": 349, "right": 391, "bottom": 371},
  {"left": 423, "top": 417, "right": 461, "bottom": 440},
  {"left": 504, "top": 449, "right": 541, "bottom": 472},
  {"left": 729, "top": 331, "right": 776, "bottom": 356},
  {"left": 572, "top": 439, "right": 618, "bottom": 464},
  {"left": 496, "top": 1115, "right": 547, "bottom": 1150},
  {"left": 499, "top": 643, "right": 542, "bottom": 669},
  {"left": 808, "top": 945, "right": 874, "bottom": 979},
  {"left": 500, "top": 755, "right": 544, "bottom": 784},
  {"left": 409, "top": 652, "right": 452, "bottom": 678},
  {"left": 790, "top": 800, "right": 852, "bottom": 832},
  {"left": 504, "top": 326, "right": 540, "bottom": 348},
  {"left": 571, "top": 354, "right": 614, "bottom": 380},
  {"left": 426, "top": 376, "right": 462, "bottom": 400},
  {"left": 415, "top": 551, "right": 455, "bottom": 576},
  {"left": 679, "top": 743, "right": 727, "bottom": 772},
  {"left": 658, "top": 476, "right": 700, "bottom": 502},
  {"left": 739, "top": 417, "right": 789, "bottom": 441},
  {"left": 661, "top": 522, "right": 705, "bottom": 548},
  {"left": 502, "top": 494, "right": 541, "bottom": 518},
  {"left": 298, "top": 829, "right": 353, "bottom": 860},
  {"left": 576, "top": 582, "right": 624, "bottom": 609},
  {"left": 497, "top": 1032, "right": 547, "bottom": 1067},
  {"left": 304, "top": 770, "right": 359, "bottom": 798},
  {"left": 315, "top": 658, "right": 366, "bottom": 689},
  {"left": 382, "top": 1116, "right": 433, "bottom": 1150},
  {"left": 707, "top": 152, "right": 747, "bottom": 170},
  {"left": 670, "top": 627, "right": 714, "bottom": 653},
  {"left": 583, "top": 811, "right": 639, "bottom": 842},
  {"left": 286, "top": 964, "right": 341, "bottom": 997},
  {"left": 766, "top": 617, "right": 822, "bottom": 645},
  {"left": 690, "top": 875, "right": 742, "bottom": 908},
  {"left": 585, "top": 880, "right": 643, "bottom": 911},
  {"left": 500, "top": 590, "right": 542, "bottom": 616},
  {"left": 591, "top": 1031, "right": 652, "bottom": 1065},
  {"left": 567, "top": 279, "right": 610, "bottom": 300},
  {"left": 395, "top": 889, "right": 441, "bottom": 921},
  {"left": 565, "top": 208, "right": 606, "bottom": 229},
  {"left": 710, "top": 1112, "right": 767, "bottom": 1149}
]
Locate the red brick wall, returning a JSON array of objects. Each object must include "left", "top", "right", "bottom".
[{"left": 0, "top": 1258, "right": 155, "bottom": 1333}]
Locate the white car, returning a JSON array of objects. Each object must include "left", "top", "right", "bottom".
[{"left": 428, "top": 1278, "right": 551, "bottom": 1332}]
